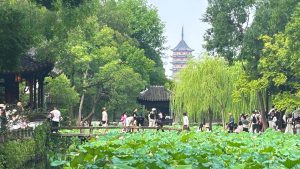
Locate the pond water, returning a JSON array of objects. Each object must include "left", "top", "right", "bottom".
[{"left": 21, "top": 158, "right": 54, "bottom": 169}]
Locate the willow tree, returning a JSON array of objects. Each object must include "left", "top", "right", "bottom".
[{"left": 172, "top": 57, "right": 250, "bottom": 130}]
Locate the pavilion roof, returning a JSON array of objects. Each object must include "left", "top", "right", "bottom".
[
  {"left": 138, "top": 86, "right": 171, "bottom": 102},
  {"left": 0, "top": 55, "right": 53, "bottom": 75}
]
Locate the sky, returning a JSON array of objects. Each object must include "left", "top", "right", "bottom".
[{"left": 147, "top": 0, "right": 210, "bottom": 77}]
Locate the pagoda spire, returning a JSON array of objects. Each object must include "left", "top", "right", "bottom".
[{"left": 181, "top": 26, "right": 184, "bottom": 40}]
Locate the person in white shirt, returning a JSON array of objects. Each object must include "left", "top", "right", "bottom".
[
  {"left": 101, "top": 107, "right": 108, "bottom": 127},
  {"left": 148, "top": 108, "right": 156, "bottom": 127},
  {"left": 182, "top": 112, "right": 190, "bottom": 131},
  {"left": 50, "top": 107, "right": 61, "bottom": 133},
  {"left": 125, "top": 116, "right": 135, "bottom": 132}
]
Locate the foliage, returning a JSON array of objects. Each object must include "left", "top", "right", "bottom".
[
  {"left": 172, "top": 57, "right": 247, "bottom": 127},
  {"left": 202, "top": 0, "right": 255, "bottom": 63},
  {"left": 0, "top": 155, "right": 4, "bottom": 169},
  {"left": 0, "top": 139, "right": 36, "bottom": 169},
  {"left": 0, "top": 0, "right": 167, "bottom": 123},
  {"left": 257, "top": 3, "right": 300, "bottom": 111},
  {"left": 47, "top": 135, "right": 80, "bottom": 167},
  {"left": 45, "top": 74, "right": 79, "bottom": 110},
  {"left": 0, "top": 0, "right": 53, "bottom": 70},
  {"left": 33, "top": 122, "right": 50, "bottom": 155},
  {"left": 97, "top": 0, "right": 167, "bottom": 85},
  {"left": 203, "top": 0, "right": 300, "bottom": 129},
  {"left": 97, "top": 61, "right": 146, "bottom": 120},
  {"left": 52, "top": 130, "right": 300, "bottom": 169},
  {"left": 0, "top": 122, "right": 50, "bottom": 168}
]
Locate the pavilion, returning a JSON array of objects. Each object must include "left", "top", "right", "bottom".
[
  {"left": 0, "top": 55, "right": 53, "bottom": 109},
  {"left": 138, "top": 86, "right": 171, "bottom": 116}
]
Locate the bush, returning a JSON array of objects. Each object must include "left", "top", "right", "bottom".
[
  {"left": 0, "top": 122, "right": 50, "bottom": 169},
  {"left": 0, "top": 139, "right": 35, "bottom": 168},
  {"left": 33, "top": 122, "right": 50, "bottom": 155}
]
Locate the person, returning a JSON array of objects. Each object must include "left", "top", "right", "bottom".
[
  {"left": 234, "top": 121, "right": 243, "bottom": 133},
  {"left": 50, "top": 107, "right": 61, "bottom": 133},
  {"left": 136, "top": 113, "right": 145, "bottom": 127},
  {"left": 125, "top": 115, "right": 135, "bottom": 132},
  {"left": 272, "top": 113, "right": 278, "bottom": 130},
  {"left": 16, "top": 101, "right": 24, "bottom": 113},
  {"left": 241, "top": 114, "right": 250, "bottom": 132},
  {"left": 285, "top": 114, "right": 293, "bottom": 134},
  {"left": 197, "top": 123, "right": 204, "bottom": 132},
  {"left": 120, "top": 112, "right": 127, "bottom": 132},
  {"left": 0, "top": 108, "right": 7, "bottom": 131},
  {"left": 101, "top": 107, "right": 108, "bottom": 127},
  {"left": 268, "top": 108, "right": 275, "bottom": 128},
  {"left": 120, "top": 112, "right": 127, "bottom": 127},
  {"left": 250, "top": 110, "right": 259, "bottom": 133},
  {"left": 148, "top": 108, "right": 156, "bottom": 127},
  {"left": 156, "top": 112, "right": 164, "bottom": 132},
  {"left": 293, "top": 109, "right": 300, "bottom": 134},
  {"left": 228, "top": 113, "right": 234, "bottom": 133},
  {"left": 182, "top": 112, "right": 190, "bottom": 131},
  {"left": 132, "top": 108, "right": 138, "bottom": 127}
]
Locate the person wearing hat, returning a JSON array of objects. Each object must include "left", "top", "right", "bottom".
[{"left": 148, "top": 108, "right": 156, "bottom": 127}]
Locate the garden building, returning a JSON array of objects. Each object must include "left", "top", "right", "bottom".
[
  {"left": 0, "top": 54, "right": 53, "bottom": 110},
  {"left": 138, "top": 86, "right": 171, "bottom": 116}
]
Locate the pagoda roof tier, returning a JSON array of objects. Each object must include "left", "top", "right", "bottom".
[
  {"left": 170, "top": 68, "right": 182, "bottom": 71},
  {"left": 171, "top": 55, "right": 191, "bottom": 58},
  {"left": 171, "top": 61, "right": 188, "bottom": 64},
  {"left": 172, "top": 40, "right": 194, "bottom": 52}
]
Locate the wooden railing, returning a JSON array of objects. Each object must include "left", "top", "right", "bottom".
[
  {"left": 51, "top": 126, "right": 181, "bottom": 137},
  {"left": 0, "top": 128, "right": 34, "bottom": 144}
]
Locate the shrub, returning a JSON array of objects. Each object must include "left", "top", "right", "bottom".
[
  {"left": 33, "top": 122, "right": 50, "bottom": 155},
  {"left": 0, "top": 139, "right": 35, "bottom": 168}
]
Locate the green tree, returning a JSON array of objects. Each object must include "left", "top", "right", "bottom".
[
  {"left": 202, "top": 0, "right": 255, "bottom": 63},
  {"left": 203, "top": 0, "right": 300, "bottom": 130},
  {"left": 258, "top": 4, "right": 300, "bottom": 111},
  {"left": 172, "top": 57, "right": 246, "bottom": 130},
  {"left": 0, "top": 0, "right": 50, "bottom": 70},
  {"left": 97, "top": 61, "right": 146, "bottom": 121},
  {"left": 45, "top": 74, "right": 79, "bottom": 120},
  {"left": 98, "top": 0, "right": 167, "bottom": 85}
]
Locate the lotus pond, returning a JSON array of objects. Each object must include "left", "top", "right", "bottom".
[{"left": 51, "top": 129, "right": 300, "bottom": 169}]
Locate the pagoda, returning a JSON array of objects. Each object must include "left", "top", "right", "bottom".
[{"left": 171, "top": 27, "right": 194, "bottom": 77}]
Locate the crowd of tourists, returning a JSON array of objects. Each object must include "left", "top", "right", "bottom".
[
  {"left": 226, "top": 106, "right": 300, "bottom": 134},
  {"left": 0, "top": 102, "right": 31, "bottom": 131},
  {"left": 96, "top": 107, "right": 171, "bottom": 132}
]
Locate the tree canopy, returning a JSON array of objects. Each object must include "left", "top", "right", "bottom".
[
  {"left": 0, "top": 0, "right": 167, "bottom": 123},
  {"left": 202, "top": 0, "right": 300, "bottom": 130}
]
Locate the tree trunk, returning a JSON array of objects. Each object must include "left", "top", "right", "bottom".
[
  {"left": 77, "top": 91, "right": 85, "bottom": 126},
  {"left": 265, "top": 89, "right": 269, "bottom": 113},
  {"left": 83, "top": 92, "right": 100, "bottom": 126},
  {"left": 257, "top": 91, "right": 268, "bottom": 131},
  {"left": 208, "top": 107, "right": 213, "bottom": 131},
  {"left": 77, "top": 70, "right": 88, "bottom": 126},
  {"left": 221, "top": 108, "right": 225, "bottom": 129}
]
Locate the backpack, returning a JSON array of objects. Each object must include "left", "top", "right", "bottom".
[
  {"left": 150, "top": 113, "right": 155, "bottom": 119},
  {"left": 252, "top": 115, "right": 257, "bottom": 123}
]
